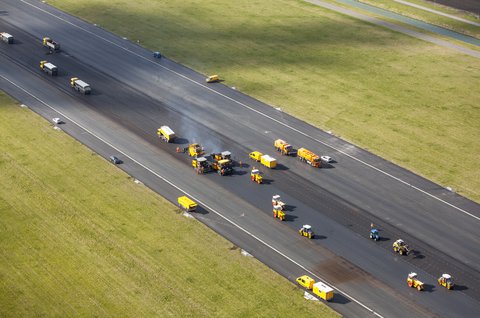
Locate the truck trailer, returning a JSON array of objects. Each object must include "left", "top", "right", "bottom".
[
  {"left": 1, "top": 32, "right": 14, "bottom": 44},
  {"left": 43, "top": 37, "right": 60, "bottom": 52},
  {"left": 70, "top": 77, "right": 91, "bottom": 95},
  {"left": 40, "top": 60, "right": 58, "bottom": 76},
  {"left": 297, "top": 148, "right": 321, "bottom": 168}
]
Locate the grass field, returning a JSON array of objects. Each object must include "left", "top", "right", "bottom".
[
  {"left": 0, "top": 92, "right": 337, "bottom": 317},
  {"left": 47, "top": 0, "right": 480, "bottom": 202},
  {"left": 359, "top": 0, "right": 480, "bottom": 38}
]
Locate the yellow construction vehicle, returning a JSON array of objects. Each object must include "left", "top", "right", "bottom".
[
  {"left": 212, "top": 159, "right": 233, "bottom": 176},
  {"left": 313, "top": 282, "right": 334, "bottom": 301},
  {"left": 192, "top": 157, "right": 211, "bottom": 174},
  {"left": 39, "top": 60, "right": 58, "bottom": 76},
  {"left": 438, "top": 274, "right": 454, "bottom": 290},
  {"left": 250, "top": 169, "right": 263, "bottom": 184},
  {"left": 407, "top": 272, "right": 424, "bottom": 291},
  {"left": 206, "top": 75, "right": 220, "bottom": 83},
  {"left": 70, "top": 77, "right": 91, "bottom": 95},
  {"left": 393, "top": 239, "right": 410, "bottom": 255},
  {"left": 188, "top": 143, "right": 204, "bottom": 157},
  {"left": 272, "top": 195, "right": 285, "bottom": 210},
  {"left": 157, "top": 125, "right": 175, "bottom": 142},
  {"left": 42, "top": 37, "right": 60, "bottom": 51},
  {"left": 274, "top": 139, "right": 294, "bottom": 156},
  {"left": 249, "top": 151, "right": 263, "bottom": 162},
  {"left": 260, "top": 155, "right": 277, "bottom": 169},
  {"left": 299, "top": 225, "right": 314, "bottom": 239},
  {"left": 177, "top": 196, "right": 197, "bottom": 212},
  {"left": 297, "top": 148, "right": 321, "bottom": 167},
  {"left": 211, "top": 151, "right": 232, "bottom": 162},
  {"left": 296, "top": 275, "right": 315, "bottom": 290},
  {"left": 273, "top": 205, "right": 285, "bottom": 221}
]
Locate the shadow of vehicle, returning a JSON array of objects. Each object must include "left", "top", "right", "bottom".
[
  {"left": 232, "top": 170, "right": 247, "bottom": 176},
  {"left": 274, "top": 163, "right": 289, "bottom": 171},
  {"left": 173, "top": 137, "right": 189, "bottom": 145},
  {"left": 284, "top": 214, "right": 298, "bottom": 222},
  {"left": 411, "top": 250, "right": 425, "bottom": 260},
  {"left": 422, "top": 283, "right": 435, "bottom": 293}
]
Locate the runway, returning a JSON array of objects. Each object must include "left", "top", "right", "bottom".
[{"left": 1, "top": 0, "right": 480, "bottom": 316}]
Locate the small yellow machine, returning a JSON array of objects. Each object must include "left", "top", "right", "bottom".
[
  {"left": 299, "top": 225, "right": 314, "bottom": 239},
  {"left": 177, "top": 196, "right": 197, "bottom": 212},
  {"left": 438, "top": 274, "right": 454, "bottom": 290},
  {"left": 272, "top": 195, "right": 285, "bottom": 210},
  {"left": 157, "top": 126, "right": 175, "bottom": 142},
  {"left": 296, "top": 275, "right": 315, "bottom": 290},
  {"left": 273, "top": 205, "right": 285, "bottom": 221},
  {"left": 393, "top": 239, "right": 410, "bottom": 255},
  {"left": 249, "top": 151, "right": 263, "bottom": 162},
  {"left": 250, "top": 169, "right": 263, "bottom": 184},
  {"left": 206, "top": 75, "right": 220, "bottom": 83},
  {"left": 407, "top": 272, "right": 424, "bottom": 291},
  {"left": 188, "top": 143, "right": 204, "bottom": 157},
  {"left": 313, "top": 282, "right": 334, "bottom": 301}
]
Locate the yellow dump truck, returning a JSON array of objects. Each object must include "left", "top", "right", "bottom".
[
  {"left": 70, "top": 77, "right": 91, "bottom": 95},
  {"left": 274, "top": 139, "right": 293, "bottom": 156},
  {"left": 177, "top": 196, "right": 197, "bottom": 212},
  {"left": 297, "top": 148, "right": 321, "bottom": 168},
  {"left": 157, "top": 126, "right": 175, "bottom": 142},
  {"left": 313, "top": 282, "right": 334, "bottom": 301},
  {"left": 188, "top": 143, "right": 204, "bottom": 157},
  {"left": 260, "top": 155, "right": 277, "bottom": 169},
  {"left": 40, "top": 60, "right": 58, "bottom": 76},
  {"left": 43, "top": 37, "right": 60, "bottom": 51},
  {"left": 296, "top": 275, "right": 315, "bottom": 290}
]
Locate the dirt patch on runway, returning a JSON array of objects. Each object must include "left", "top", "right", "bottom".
[{"left": 315, "top": 257, "right": 367, "bottom": 284}]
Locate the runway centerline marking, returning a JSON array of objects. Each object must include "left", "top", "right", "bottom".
[
  {"left": 1, "top": 74, "right": 384, "bottom": 317},
  {"left": 20, "top": 0, "right": 479, "bottom": 221}
]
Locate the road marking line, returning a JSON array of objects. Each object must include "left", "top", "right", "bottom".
[
  {"left": 1, "top": 74, "right": 384, "bottom": 317},
  {"left": 20, "top": 0, "right": 479, "bottom": 221}
]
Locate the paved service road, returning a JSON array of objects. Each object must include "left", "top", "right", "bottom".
[
  {"left": 304, "top": 0, "right": 480, "bottom": 58},
  {"left": 1, "top": 0, "right": 480, "bottom": 317}
]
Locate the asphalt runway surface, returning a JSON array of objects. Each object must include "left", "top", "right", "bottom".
[{"left": 1, "top": 0, "right": 480, "bottom": 317}]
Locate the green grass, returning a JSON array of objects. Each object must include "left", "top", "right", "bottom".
[
  {"left": 358, "top": 0, "right": 480, "bottom": 38},
  {"left": 0, "top": 92, "right": 337, "bottom": 317},
  {"left": 47, "top": 0, "right": 480, "bottom": 203}
]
